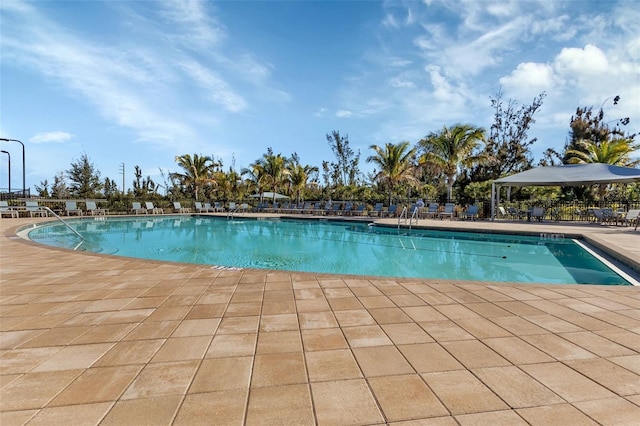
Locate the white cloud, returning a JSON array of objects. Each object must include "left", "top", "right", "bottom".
[
  {"left": 179, "top": 60, "right": 247, "bottom": 112},
  {"left": 29, "top": 131, "right": 75, "bottom": 144},
  {"left": 554, "top": 44, "right": 609, "bottom": 77},
  {"left": 500, "top": 62, "right": 555, "bottom": 95},
  {"left": 335, "top": 110, "right": 353, "bottom": 118}
]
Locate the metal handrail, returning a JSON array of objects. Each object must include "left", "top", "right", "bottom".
[{"left": 43, "top": 207, "right": 84, "bottom": 241}]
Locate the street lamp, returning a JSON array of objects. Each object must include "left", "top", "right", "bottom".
[
  {"left": 1, "top": 150, "right": 10, "bottom": 193},
  {"left": 0, "top": 138, "right": 25, "bottom": 197}
]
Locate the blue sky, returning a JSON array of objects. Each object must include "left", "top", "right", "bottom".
[{"left": 1, "top": 0, "right": 639, "bottom": 193}]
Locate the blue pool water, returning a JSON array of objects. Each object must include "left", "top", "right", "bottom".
[{"left": 26, "top": 216, "right": 631, "bottom": 285}]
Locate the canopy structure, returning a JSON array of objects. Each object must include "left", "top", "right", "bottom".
[
  {"left": 249, "top": 192, "right": 289, "bottom": 200},
  {"left": 491, "top": 164, "right": 640, "bottom": 219}
]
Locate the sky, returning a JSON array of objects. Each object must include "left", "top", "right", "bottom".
[{"left": 1, "top": 0, "right": 639, "bottom": 194}]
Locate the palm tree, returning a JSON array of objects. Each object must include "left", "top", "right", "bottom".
[
  {"left": 420, "top": 124, "right": 486, "bottom": 200},
  {"left": 171, "top": 154, "right": 218, "bottom": 200},
  {"left": 258, "top": 149, "right": 291, "bottom": 203},
  {"left": 289, "top": 163, "right": 319, "bottom": 205},
  {"left": 366, "top": 141, "right": 418, "bottom": 206},
  {"left": 565, "top": 138, "right": 640, "bottom": 200}
]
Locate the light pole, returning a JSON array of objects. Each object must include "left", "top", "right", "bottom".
[
  {"left": 1, "top": 150, "right": 10, "bottom": 193},
  {"left": 0, "top": 138, "right": 25, "bottom": 197}
]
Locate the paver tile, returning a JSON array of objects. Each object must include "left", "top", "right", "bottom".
[
  {"left": 251, "top": 352, "right": 306, "bottom": 387},
  {"left": 369, "top": 374, "right": 448, "bottom": 421},
  {"left": 301, "top": 328, "right": 348, "bottom": 351},
  {"left": 306, "top": 349, "right": 362, "bottom": 382},
  {"left": 189, "top": 356, "right": 252, "bottom": 393},
  {"left": 516, "top": 403, "right": 598, "bottom": 425},
  {"left": 121, "top": 360, "right": 199, "bottom": 400},
  {"left": 398, "top": 343, "right": 463, "bottom": 373},
  {"left": 381, "top": 323, "right": 434, "bottom": 345},
  {"left": 26, "top": 402, "right": 113, "bottom": 426},
  {"left": 311, "top": 379, "right": 384, "bottom": 425},
  {"left": 441, "top": 340, "right": 510, "bottom": 368},
  {"left": 101, "top": 396, "right": 179, "bottom": 426},
  {"left": 566, "top": 358, "right": 640, "bottom": 396},
  {"left": 520, "top": 362, "right": 615, "bottom": 402},
  {"left": 246, "top": 384, "right": 314, "bottom": 425},
  {"left": 423, "top": 370, "right": 507, "bottom": 415},
  {"left": 352, "top": 346, "right": 414, "bottom": 377},
  {"left": 473, "top": 366, "right": 564, "bottom": 408},
  {"left": 574, "top": 397, "right": 640, "bottom": 426}
]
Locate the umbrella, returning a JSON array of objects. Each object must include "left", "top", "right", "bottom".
[{"left": 249, "top": 192, "right": 289, "bottom": 199}]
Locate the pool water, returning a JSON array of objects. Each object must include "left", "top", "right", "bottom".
[{"left": 27, "top": 216, "right": 631, "bottom": 285}]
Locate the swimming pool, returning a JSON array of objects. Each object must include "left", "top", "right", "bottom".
[{"left": 26, "top": 216, "right": 632, "bottom": 285}]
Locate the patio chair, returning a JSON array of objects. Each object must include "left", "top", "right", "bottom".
[
  {"left": 213, "top": 201, "right": 225, "bottom": 212},
  {"left": 0, "top": 201, "right": 19, "bottom": 218},
  {"left": 438, "top": 203, "right": 455, "bottom": 220},
  {"left": 424, "top": 203, "right": 439, "bottom": 219},
  {"left": 622, "top": 209, "right": 639, "bottom": 226},
  {"left": 25, "top": 201, "right": 48, "bottom": 217},
  {"left": 64, "top": 201, "right": 83, "bottom": 216},
  {"left": 351, "top": 204, "right": 366, "bottom": 216},
  {"left": 369, "top": 203, "right": 384, "bottom": 217},
  {"left": 145, "top": 202, "right": 163, "bottom": 214},
  {"left": 341, "top": 202, "right": 353, "bottom": 216},
  {"left": 384, "top": 204, "right": 398, "bottom": 218},
  {"left": 460, "top": 205, "right": 479, "bottom": 220},
  {"left": 173, "top": 202, "right": 191, "bottom": 213},
  {"left": 131, "top": 202, "right": 147, "bottom": 214},
  {"left": 531, "top": 207, "right": 545, "bottom": 222},
  {"left": 507, "top": 207, "right": 527, "bottom": 220},
  {"left": 86, "top": 201, "right": 107, "bottom": 216}
]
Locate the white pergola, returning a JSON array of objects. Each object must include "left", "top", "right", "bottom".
[{"left": 491, "top": 164, "right": 640, "bottom": 219}]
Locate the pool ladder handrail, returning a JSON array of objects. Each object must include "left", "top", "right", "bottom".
[
  {"left": 227, "top": 206, "right": 238, "bottom": 220},
  {"left": 42, "top": 207, "right": 84, "bottom": 241},
  {"left": 398, "top": 206, "right": 419, "bottom": 229}
]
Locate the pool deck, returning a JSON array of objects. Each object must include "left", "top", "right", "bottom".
[{"left": 1, "top": 215, "right": 639, "bottom": 425}]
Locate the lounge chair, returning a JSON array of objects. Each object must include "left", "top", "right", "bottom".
[
  {"left": 460, "top": 205, "right": 479, "bottom": 220},
  {"left": 204, "top": 202, "right": 217, "bottom": 213},
  {"left": 351, "top": 204, "right": 366, "bottom": 216},
  {"left": 86, "top": 201, "right": 107, "bottom": 216},
  {"left": 369, "top": 203, "right": 383, "bottom": 217},
  {"left": 507, "top": 207, "right": 527, "bottom": 220},
  {"left": 531, "top": 207, "right": 545, "bottom": 222},
  {"left": 239, "top": 203, "right": 249, "bottom": 213},
  {"left": 341, "top": 202, "right": 354, "bottom": 216},
  {"left": 228, "top": 202, "right": 237, "bottom": 212},
  {"left": 592, "top": 208, "right": 615, "bottom": 224},
  {"left": 145, "top": 201, "right": 163, "bottom": 214},
  {"left": 424, "top": 203, "right": 439, "bottom": 219},
  {"left": 64, "top": 201, "right": 83, "bottom": 216},
  {"left": 384, "top": 204, "right": 398, "bottom": 218},
  {"left": 213, "top": 202, "right": 225, "bottom": 212},
  {"left": 194, "top": 202, "right": 207, "bottom": 213},
  {"left": 622, "top": 209, "right": 640, "bottom": 226},
  {"left": 438, "top": 203, "right": 455, "bottom": 220},
  {"left": 25, "top": 201, "right": 48, "bottom": 217},
  {"left": 173, "top": 202, "right": 191, "bottom": 213},
  {"left": 0, "top": 201, "right": 19, "bottom": 218},
  {"left": 131, "top": 202, "right": 147, "bottom": 214}
]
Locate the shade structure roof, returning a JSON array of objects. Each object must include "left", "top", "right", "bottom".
[
  {"left": 249, "top": 192, "right": 289, "bottom": 199},
  {"left": 494, "top": 164, "right": 640, "bottom": 187}
]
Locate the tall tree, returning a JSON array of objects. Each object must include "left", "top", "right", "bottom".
[
  {"left": 257, "top": 148, "right": 290, "bottom": 202},
  {"left": 470, "top": 91, "right": 545, "bottom": 181},
  {"left": 366, "top": 141, "right": 417, "bottom": 206},
  {"left": 67, "top": 153, "right": 102, "bottom": 198},
  {"left": 325, "top": 131, "right": 361, "bottom": 187},
  {"left": 288, "top": 153, "right": 319, "bottom": 204},
  {"left": 420, "top": 124, "right": 486, "bottom": 200},
  {"left": 171, "top": 154, "right": 218, "bottom": 200}
]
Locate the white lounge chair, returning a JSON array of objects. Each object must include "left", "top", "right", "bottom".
[
  {"left": 145, "top": 201, "right": 163, "bottom": 214},
  {"left": 65, "top": 201, "right": 83, "bottom": 216},
  {"left": 86, "top": 201, "right": 107, "bottom": 216},
  {"left": 173, "top": 202, "right": 191, "bottom": 213},
  {"left": 0, "top": 201, "right": 19, "bottom": 218},
  {"left": 213, "top": 202, "right": 225, "bottom": 212},
  {"left": 131, "top": 202, "right": 147, "bottom": 214},
  {"left": 25, "top": 201, "right": 48, "bottom": 217}
]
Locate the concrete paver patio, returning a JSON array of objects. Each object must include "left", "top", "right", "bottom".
[{"left": 1, "top": 215, "right": 639, "bottom": 425}]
